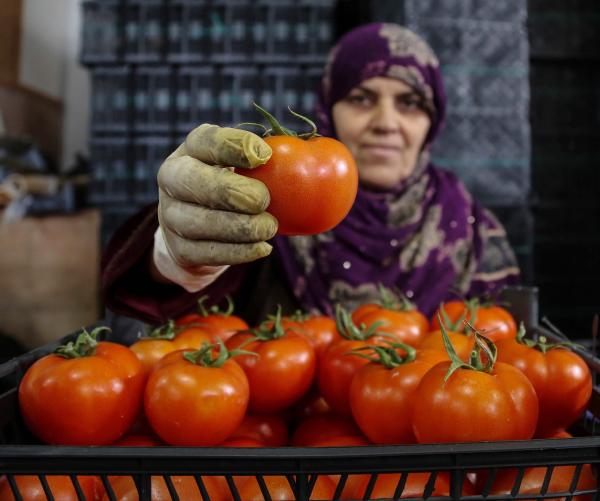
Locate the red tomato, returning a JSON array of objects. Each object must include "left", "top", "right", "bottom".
[
  {"left": 291, "top": 389, "right": 332, "bottom": 424},
  {"left": 225, "top": 322, "right": 316, "bottom": 413},
  {"left": 129, "top": 322, "right": 212, "bottom": 376},
  {"left": 353, "top": 303, "right": 429, "bottom": 347},
  {"left": 18, "top": 327, "right": 144, "bottom": 445},
  {"left": 237, "top": 475, "right": 336, "bottom": 501},
  {"left": 291, "top": 414, "right": 362, "bottom": 446},
  {"left": 349, "top": 345, "right": 448, "bottom": 444},
  {"left": 238, "top": 129, "right": 358, "bottom": 235},
  {"left": 227, "top": 413, "right": 289, "bottom": 447},
  {"left": 0, "top": 475, "right": 99, "bottom": 501},
  {"left": 413, "top": 358, "right": 538, "bottom": 443},
  {"left": 144, "top": 345, "right": 249, "bottom": 445},
  {"left": 298, "top": 315, "right": 342, "bottom": 360},
  {"left": 175, "top": 295, "right": 248, "bottom": 342},
  {"left": 488, "top": 464, "right": 596, "bottom": 500},
  {"left": 354, "top": 472, "right": 475, "bottom": 499},
  {"left": 101, "top": 475, "right": 226, "bottom": 501},
  {"left": 419, "top": 328, "right": 475, "bottom": 361},
  {"left": 430, "top": 298, "right": 517, "bottom": 343},
  {"left": 495, "top": 332, "right": 592, "bottom": 437}
]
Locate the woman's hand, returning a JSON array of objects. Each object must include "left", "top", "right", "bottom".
[{"left": 155, "top": 124, "right": 278, "bottom": 276}]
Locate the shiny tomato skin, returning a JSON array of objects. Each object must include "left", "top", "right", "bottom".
[
  {"left": 349, "top": 349, "right": 448, "bottom": 444},
  {"left": 226, "top": 331, "right": 316, "bottom": 413},
  {"left": 357, "top": 307, "right": 430, "bottom": 347},
  {"left": 18, "top": 342, "right": 144, "bottom": 445},
  {"left": 239, "top": 135, "right": 358, "bottom": 235},
  {"left": 298, "top": 315, "right": 341, "bottom": 360},
  {"left": 413, "top": 361, "right": 538, "bottom": 443},
  {"left": 144, "top": 355, "right": 249, "bottom": 446},
  {"left": 227, "top": 413, "right": 289, "bottom": 447},
  {"left": 418, "top": 329, "right": 475, "bottom": 361},
  {"left": 237, "top": 475, "right": 336, "bottom": 501},
  {"left": 431, "top": 300, "right": 517, "bottom": 342},
  {"left": 0, "top": 475, "right": 99, "bottom": 501},
  {"left": 495, "top": 340, "right": 592, "bottom": 437},
  {"left": 175, "top": 314, "right": 249, "bottom": 343}
]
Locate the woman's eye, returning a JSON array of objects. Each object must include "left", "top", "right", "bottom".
[
  {"left": 347, "top": 94, "right": 371, "bottom": 106},
  {"left": 398, "top": 96, "right": 423, "bottom": 112}
]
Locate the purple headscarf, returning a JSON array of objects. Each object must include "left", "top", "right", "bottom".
[{"left": 274, "top": 23, "right": 519, "bottom": 317}]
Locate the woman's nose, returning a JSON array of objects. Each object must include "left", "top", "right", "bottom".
[{"left": 370, "top": 101, "right": 402, "bottom": 133}]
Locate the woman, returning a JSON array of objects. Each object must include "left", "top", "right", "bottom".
[{"left": 101, "top": 23, "right": 519, "bottom": 325}]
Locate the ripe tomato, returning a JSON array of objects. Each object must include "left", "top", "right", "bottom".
[
  {"left": 352, "top": 287, "right": 429, "bottom": 347},
  {"left": 144, "top": 344, "right": 249, "bottom": 446},
  {"left": 226, "top": 413, "right": 289, "bottom": 447},
  {"left": 297, "top": 314, "right": 341, "bottom": 360},
  {"left": 349, "top": 344, "right": 448, "bottom": 444},
  {"left": 237, "top": 475, "right": 336, "bottom": 501},
  {"left": 101, "top": 475, "right": 226, "bottom": 501},
  {"left": 354, "top": 472, "right": 475, "bottom": 499},
  {"left": 488, "top": 464, "right": 596, "bottom": 500},
  {"left": 0, "top": 475, "right": 99, "bottom": 501},
  {"left": 419, "top": 328, "right": 475, "bottom": 362},
  {"left": 129, "top": 321, "right": 212, "bottom": 376},
  {"left": 430, "top": 298, "right": 517, "bottom": 343},
  {"left": 225, "top": 315, "right": 316, "bottom": 413},
  {"left": 175, "top": 295, "right": 248, "bottom": 342},
  {"left": 291, "top": 414, "right": 363, "bottom": 446},
  {"left": 495, "top": 329, "right": 592, "bottom": 437},
  {"left": 18, "top": 327, "right": 144, "bottom": 445},
  {"left": 238, "top": 106, "right": 358, "bottom": 235},
  {"left": 413, "top": 333, "right": 538, "bottom": 443}
]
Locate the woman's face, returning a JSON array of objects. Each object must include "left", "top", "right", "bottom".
[{"left": 332, "top": 77, "right": 431, "bottom": 190}]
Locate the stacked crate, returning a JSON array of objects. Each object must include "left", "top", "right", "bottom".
[
  {"left": 528, "top": 0, "right": 600, "bottom": 336},
  {"left": 81, "top": 0, "right": 335, "bottom": 244}
]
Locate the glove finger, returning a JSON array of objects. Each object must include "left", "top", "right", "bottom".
[
  {"left": 169, "top": 124, "right": 272, "bottom": 169},
  {"left": 159, "top": 189, "right": 278, "bottom": 242},
  {"left": 161, "top": 224, "right": 273, "bottom": 267},
  {"left": 157, "top": 155, "right": 270, "bottom": 214}
]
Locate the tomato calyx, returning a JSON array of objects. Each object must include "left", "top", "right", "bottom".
[
  {"left": 371, "top": 283, "right": 417, "bottom": 312},
  {"left": 54, "top": 326, "right": 110, "bottom": 359},
  {"left": 336, "top": 304, "right": 387, "bottom": 341},
  {"left": 183, "top": 339, "right": 256, "bottom": 368},
  {"left": 437, "top": 303, "right": 470, "bottom": 334},
  {"left": 349, "top": 341, "right": 417, "bottom": 368},
  {"left": 252, "top": 305, "right": 300, "bottom": 341},
  {"left": 439, "top": 317, "right": 497, "bottom": 382},
  {"left": 516, "top": 321, "right": 582, "bottom": 354},
  {"left": 249, "top": 102, "right": 319, "bottom": 140},
  {"left": 196, "top": 294, "right": 236, "bottom": 318}
]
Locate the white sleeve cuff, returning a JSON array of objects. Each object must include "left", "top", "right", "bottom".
[{"left": 152, "top": 227, "right": 229, "bottom": 293}]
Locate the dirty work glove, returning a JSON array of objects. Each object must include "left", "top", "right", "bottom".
[{"left": 153, "top": 124, "right": 277, "bottom": 291}]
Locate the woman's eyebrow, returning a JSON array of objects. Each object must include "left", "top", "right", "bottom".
[{"left": 355, "top": 86, "right": 419, "bottom": 99}]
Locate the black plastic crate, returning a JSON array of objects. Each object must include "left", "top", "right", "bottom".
[
  {"left": 132, "top": 136, "right": 173, "bottom": 205},
  {"left": 124, "top": 0, "right": 166, "bottom": 62},
  {"left": 133, "top": 66, "right": 174, "bottom": 133},
  {"left": 80, "top": 0, "right": 123, "bottom": 64},
  {"left": 90, "top": 67, "right": 132, "bottom": 134},
  {"left": 88, "top": 137, "right": 132, "bottom": 206},
  {"left": 1, "top": 289, "right": 600, "bottom": 500},
  {"left": 175, "top": 66, "right": 219, "bottom": 134},
  {"left": 167, "top": 0, "right": 212, "bottom": 62}
]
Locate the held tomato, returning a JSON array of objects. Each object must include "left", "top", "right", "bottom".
[
  {"left": 412, "top": 331, "right": 538, "bottom": 443},
  {"left": 238, "top": 105, "right": 358, "bottom": 235},
  {"left": 18, "top": 327, "right": 144, "bottom": 446},
  {"left": 430, "top": 298, "right": 517, "bottom": 343},
  {"left": 349, "top": 344, "right": 448, "bottom": 444},
  {"left": 495, "top": 327, "right": 592, "bottom": 437},
  {"left": 225, "top": 314, "right": 316, "bottom": 413},
  {"left": 144, "top": 343, "right": 249, "bottom": 446}
]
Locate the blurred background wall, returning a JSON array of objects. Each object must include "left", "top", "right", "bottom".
[{"left": 0, "top": 0, "right": 598, "bottom": 345}]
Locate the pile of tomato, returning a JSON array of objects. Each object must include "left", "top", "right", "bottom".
[{"left": 6, "top": 292, "right": 596, "bottom": 500}]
